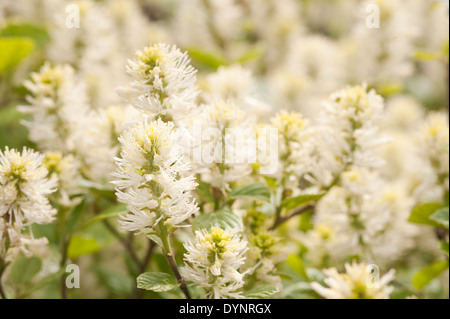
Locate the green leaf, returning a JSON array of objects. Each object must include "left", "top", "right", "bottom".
[
  {"left": 79, "top": 179, "right": 116, "bottom": 199},
  {"left": 281, "top": 193, "right": 325, "bottom": 212},
  {"left": 66, "top": 200, "right": 86, "bottom": 235},
  {"left": 377, "top": 82, "right": 404, "bottom": 96},
  {"left": 136, "top": 272, "right": 180, "bottom": 292},
  {"left": 0, "top": 104, "right": 33, "bottom": 150},
  {"left": 229, "top": 183, "right": 271, "bottom": 202},
  {"left": 440, "top": 241, "right": 449, "bottom": 255},
  {"left": 286, "top": 254, "right": 309, "bottom": 280},
  {"left": 412, "top": 260, "right": 449, "bottom": 290},
  {"left": 18, "top": 268, "right": 65, "bottom": 298},
  {"left": 263, "top": 176, "right": 278, "bottom": 189},
  {"left": 146, "top": 233, "right": 163, "bottom": 247},
  {"left": 0, "top": 23, "right": 50, "bottom": 50},
  {"left": 430, "top": 207, "right": 449, "bottom": 229},
  {"left": 67, "top": 236, "right": 100, "bottom": 259},
  {"left": 75, "top": 203, "right": 127, "bottom": 232},
  {"left": 0, "top": 37, "right": 35, "bottom": 73},
  {"left": 95, "top": 266, "right": 134, "bottom": 297},
  {"left": 197, "top": 181, "right": 215, "bottom": 203},
  {"left": 193, "top": 209, "right": 244, "bottom": 232},
  {"left": 408, "top": 203, "right": 445, "bottom": 227},
  {"left": 9, "top": 255, "right": 42, "bottom": 285},
  {"left": 243, "top": 285, "right": 279, "bottom": 299},
  {"left": 234, "top": 46, "right": 263, "bottom": 65},
  {"left": 187, "top": 47, "right": 228, "bottom": 70}
]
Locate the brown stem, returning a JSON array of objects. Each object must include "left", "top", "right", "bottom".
[
  {"left": 60, "top": 239, "right": 70, "bottom": 299},
  {"left": 270, "top": 204, "right": 315, "bottom": 230},
  {"left": 159, "top": 224, "right": 191, "bottom": 299},
  {"left": 140, "top": 240, "right": 156, "bottom": 274},
  {"left": 163, "top": 248, "right": 191, "bottom": 299}
]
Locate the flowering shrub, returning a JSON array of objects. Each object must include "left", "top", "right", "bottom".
[{"left": 0, "top": 0, "right": 448, "bottom": 300}]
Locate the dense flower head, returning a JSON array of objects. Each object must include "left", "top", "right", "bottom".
[
  {"left": 270, "top": 110, "right": 313, "bottom": 188},
  {"left": 182, "top": 227, "right": 248, "bottom": 299},
  {"left": 43, "top": 152, "right": 83, "bottom": 207},
  {"left": 188, "top": 100, "right": 256, "bottom": 192},
  {"left": 0, "top": 147, "right": 57, "bottom": 260},
  {"left": 20, "top": 62, "right": 90, "bottom": 154},
  {"left": 117, "top": 44, "right": 198, "bottom": 122},
  {"left": 112, "top": 120, "right": 198, "bottom": 233},
  {"left": 0, "top": 147, "right": 57, "bottom": 227},
  {"left": 419, "top": 112, "right": 449, "bottom": 187},
  {"left": 311, "top": 261, "right": 395, "bottom": 299}
]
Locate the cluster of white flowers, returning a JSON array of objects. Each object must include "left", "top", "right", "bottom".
[
  {"left": 310, "top": 84, "right": 387, "bottom": 188},
  {"left": 112, "top": 120, "right": 198, "bottom": 233},
  {"left": 116, "top": 44, "right": 198, "bottom": 122},
  {"left": 187, "top": 100, "right": 256, "bottom": 193},
  {"left": 244, "top": 231, "right": 288, "bottom": 289},
  {"left": 1, "top": 0, "right": 448, "bottom": 300},
  {"left": 417, "top": 113, "right": 449, "bottom": 198},
  {"left": 182, "top": 227, "right": 248, "bottom": 299},
  {"left": 0, "top": 147, "right": 57, "bottom": 260},
  {"left": 269, "top": 111, "right": 313, "bottom": 190},
  {"left": 311, "top": 261, "right": 396, "bottom": 299},
  {"left": 20, "top": 63, "right": 89, "bottom": 154},
  {"left": 201, "top": 65, "right": 271, "bottom": 120}
]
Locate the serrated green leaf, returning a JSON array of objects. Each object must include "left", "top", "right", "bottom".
[
  {"left": 408, "top": 203, "right": 445, "bottom": 227},
  {"left": 430, "top": 207, "right": 449, "bottom": 229},
  {"left": 0, "top": 37, "right": 35, "bottom": 73},
  {"left": 286, "top": 254, "right": 309, "bottom": 280},
  {"left": 193, "top": 209, "right": 244, "bottom": 232},
  {"left": 10, "top": 255, "right": 42, "bottom": 285},
  {"left": 136, "top": 272, "right": 180, "bottom": 292},
  {"left": 243, "top": 285, "right": 279, "bottom": 299},
  {"left": 67, "top": 236, "right": 100, "bottom": 259},
  {"left": 229, "top": 183, "right": 271, "bottom": 202},
  {"left": 281, "top": 193, "right": 325, "bottom": 211},
  {"left": 187, "top": 47, "right": 228, "bottom": 70},
  {"left": 412, "top": 260, "right": 449, "bottom": 290},
  {"left": 0, "top": 23, "right": 50, "bottom": 50}
]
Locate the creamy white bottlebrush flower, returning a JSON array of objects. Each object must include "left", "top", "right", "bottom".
[
  {"left": 311, "top": 84, "right": 388, "bottom": 187},
  {"left": 43, "top": 152, "right": 83, "bottom": 207},
  {"left": 300, "top": 168, "right": 417, "bottom": 266},
  {"left": 202, "top": 65, "right": 271, "bottom": 120},
  {"left": 186, "top": 100, "right": 256, "bottom": 193},
  {"left": 112, "top": 120, "right": 198, "bottom": 233},
  {"left": 182, "top": 227, "right": 248, "bottom": 299},
  {"left": 116, "top": 44, "right": 198, "bottom": 122},
  {"left": 0, "top": 147, "right": 57, "bottom": 259},
  {"left": 20, "top": 62, "right": 90, "bottom": 154},
  {"left": 270, "top": 111, "right": 313, "bottom": 190},
  {"left": 417, "top": 112, "right": 449, "bottom": 195},
  {"left": 244, "top": 232, "right": 289, "bottom": 290},
  {"left": 0, "top": 147, "right": 57, "bottom": 226},
  {"left": 311, "top": 261, "right": 396, "bottom": 299}
]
